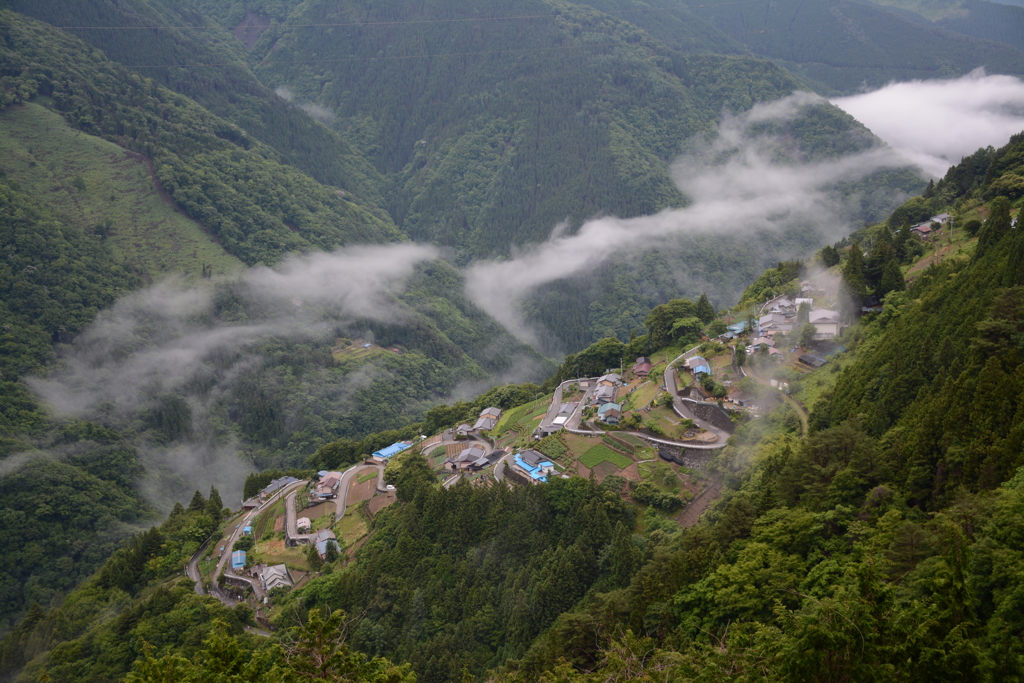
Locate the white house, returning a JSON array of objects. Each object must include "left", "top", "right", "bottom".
[{"left": 809, "top": 309, "right": 841, "bottom": 340}]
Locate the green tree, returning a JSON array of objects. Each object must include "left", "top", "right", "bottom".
[
  {"left": 976, "top": 197, "right": 1013, "bottom": 261},
  {"left": 206, "top": 487, "right": 224, "bottom": 521},
  {"left": 696, "top": 292, "right": 715, "bottom": 323},
  {"left": 879, "top": 259, "right": 906, "bottom": 296},
  {"left": 819, "top": 244, "right": 841, "bottom": 267},
  {"left": 188, "top": 490, "right": 207, "bottom": 513},
  {"left": 842, "top": 242, "right": 867, "bottom": 312},
  {"left": 798, "top": 323, "right": 817, "bottom": 347}
]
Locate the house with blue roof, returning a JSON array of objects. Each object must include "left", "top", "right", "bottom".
[
  {"left": 686, "top": 356, "right": 711, "bottom": 376},
  {"left": 231, "top": 550, "right": 246, "bottom": 570},
  {"left": 372, "top": 442, "right": 411, "bottom": 459},
  {"left": 514, "top": 449, "right": 556, "bottom": 482},
  {"left": 597, "top": 402, "right": 622, "bottom": 425},
  {"left": 725, "top": 321, "right": 750, "bottom": 338},
  {"left": 242, "top": 526, "right": 252, "bottom": 536}
]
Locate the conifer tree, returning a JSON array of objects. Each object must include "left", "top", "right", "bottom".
[
  {"left": 206, "top": 487, "right": 224, "bottom": 520},
  {"left": 819, "top": 244, "right": 841, "bottom": 268},
  {"left": 879, "top": 259, "right": 906, "bottom": 296},
  {"left": 842, "top": 242, "right": 867, "bottom": 312},
  {"left": 696, "top": 292, "right": 715, "bottom": 323},
  {"left": 976, "top": 197, "right": 1012, "bottom": 261},
  {"left": 894, "top": 220, "right": 912, "bottom": 261},
  {"left": 188, "top": 490, "right": 207, "bottom": 513}
]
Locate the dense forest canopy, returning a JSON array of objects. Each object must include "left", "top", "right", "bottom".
[{"left": 1, "top": 0, "right": 1024, "bottom": 677}]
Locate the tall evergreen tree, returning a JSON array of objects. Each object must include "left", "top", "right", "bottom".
[
  {"left": 206, "top": 487, "right": 224, "bottom": 520},
  {"left": 879, "top": 259, "right": 906, "bottom": 297},
  {"left": 976, "top": 197, "right": 1013, "bottom": 261},
  {"left": 842, "top": 242, "right": 867, "bottom": 312},
  {"left": 696, "top": 293, "right": 715, "bottom": 324},
  {"left": 865, "top": 239, "right": 895, "bottom": 291},
  {"left": 819, "top": 244, "right": 841, "bottom": 268},
  {"left": 187, "top": 490, "right": 206, "bottom": 513},
  {"left": 894, "top": 220, "right": 912, "bottom": 261}
]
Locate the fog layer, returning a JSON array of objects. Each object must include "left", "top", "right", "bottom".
[{"left": 832, "top": 69, "right": 1024, "bottom": 177}]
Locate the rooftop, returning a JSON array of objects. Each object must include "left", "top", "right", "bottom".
[{"left": 373, "top": 442, "right": 411, "bottom": 459}]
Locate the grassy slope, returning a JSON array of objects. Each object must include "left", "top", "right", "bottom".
[{"left": 0, "top": 103, "right": 243, "bottom": 282}]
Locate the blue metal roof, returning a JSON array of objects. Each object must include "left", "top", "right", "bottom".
[
  {"left": 372, "top": 442, "right": 411, "bottom": 459},
  {"left": 231, "top": 550, "right": 246, "bottom": 569},
  {"left": 598, "top": 402, "right": 621, "bottom": 415},
  {"left": 514, "top": 453, "right": 555, "bottom": 482}
]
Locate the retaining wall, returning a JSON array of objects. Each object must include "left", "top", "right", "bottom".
[
  {"left": 657, "top": 444, "right": 716, "bottom": 469},
  {"left": 681, "top": 399, "right": 736, "bottom": 434}
]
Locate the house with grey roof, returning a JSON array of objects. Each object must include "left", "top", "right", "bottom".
[{"left": 259, "top": 564, "right": 293, "bottom": 592}]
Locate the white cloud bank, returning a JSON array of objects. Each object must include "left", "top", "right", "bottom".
[
  {"left": 25, "top": 243, "right": 438, "bottom": 509},
  {"left": 464, "top": 93, "right": 910, "bottom": 344},
  {"left": 832, "top": 69, "right": 1024, "bottom": 177}
]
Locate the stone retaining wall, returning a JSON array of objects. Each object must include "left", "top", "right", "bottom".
[
  {"left": 657, "top": 444, "right": 716, "bottom": 469},
  {"left": 682, "top": 399, "right": 736, "bottom": 434}
]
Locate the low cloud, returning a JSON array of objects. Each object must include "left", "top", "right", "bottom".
[
  {"left": 275, "top": 85, "right": 335, "bottom": 124},
  {"left": 27, "top": 244, "right": 438, "bottom": 510},
  {"left": 464, "top": 93, "right": 911, "bottom": 346},
  {"left": 832, "top": 69, "right": 1024, "bottom": 177}
]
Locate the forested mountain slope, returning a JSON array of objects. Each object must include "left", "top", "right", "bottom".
[
  {"left": 0, "top": 8, "right": 549, "bottom": 634},
  {"left": 690, "top": 0, "right": 1024, "bottom": 94},
  {"left": 214, "top": 0, "right": 901, "bottom": 256},
  {"left": 4, "top": 136, "right": 1023, "bottom": 680},
  {"left": 936, "top": 0, "right": 1024, "bottom": 52},
  {"left": 0, "top": 10, "right": 401, "bottom": 267},
  {"left": 8, "top": 0, "right": 393, "bottom": 213},
  {"left": 0, "top": 102, "right": 244, "bottom": 282},
  {"left": 198, "top": 0, "right": 921, "bottom": 352}
]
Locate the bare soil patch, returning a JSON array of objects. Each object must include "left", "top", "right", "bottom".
[
  {"left": 347, "top": 477, "right": 376, "bottom": 505},
  {"left": 367, "top": 491, "right": 396, "bottom": 517}
]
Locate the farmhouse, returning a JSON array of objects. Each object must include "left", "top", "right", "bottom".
[
  {"left": 633, "top": 357, "right": 652, "bottom": 378},
  {"left": 259, "top": 564, "right": 293, "bottom": 592},
  {"left": 515, "top": 449, "right": 557, "bottom": 482},
  {"left": 445, "top": 444, "right": 488, "bottom": 471},
  {"left": 686, "top": 356, "right": 711, "bottom": 376},
  {"left": 598, "top": 402, "right": 622, "bottom": 425},
  {"left": 260, "top": 476, "right": 301, "bottom": 500},
  {"left": 473, "top": 406, "right": 502, "bottom": 431},
  {"left": 809, "top": 309, "right": 841, "bottom": 340},
  {"left": 315, "top": 471, "right": 342, "bottom": 499}
]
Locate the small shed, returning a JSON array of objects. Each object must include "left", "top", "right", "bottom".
[{"left": 231, "top": 550, "right": 246, "bottom": 570}]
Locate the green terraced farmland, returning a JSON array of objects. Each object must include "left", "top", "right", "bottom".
[{"left": 579, "top": 444, "right": 632, "bottom": 469}]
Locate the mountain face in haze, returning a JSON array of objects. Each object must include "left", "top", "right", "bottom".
[
  {"left": 189, "top": 0, "right": 923, "bottom": 351},
  {"left": 689, "top": 0, "right": 1024, "bottom": 94}
]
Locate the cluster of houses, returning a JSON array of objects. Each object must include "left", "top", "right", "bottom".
[
  {"left": 444, "top": 445, "right": 506, "bottom": 472},
  {"left": 590, "top": 373, "right": 623, "bottom": 425},
  {"left": 456, "top": 406, "right": 503, "bottom": 437},
  {"left": 755, "top": 295, "right": 842, "bottom": 342}
]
